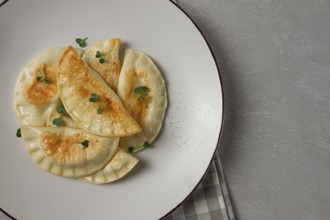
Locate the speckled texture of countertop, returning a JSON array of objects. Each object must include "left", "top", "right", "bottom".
[{"left": 176, "top": 0, "right": 330, "bottom": 219}]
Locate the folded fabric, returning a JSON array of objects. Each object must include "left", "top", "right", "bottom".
[{"left": 163, "top": 152, "right": 235, "bottom": 220}]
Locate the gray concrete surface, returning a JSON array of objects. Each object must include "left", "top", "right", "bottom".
[{"left": 176, "top": 0, "right": 330, "bottom": 219}]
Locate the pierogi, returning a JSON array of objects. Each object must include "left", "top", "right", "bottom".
[
  {"left": 14, "top": 48, "right": 83, "bottom": 126},
  {"left": 84, "top": 148, "right": 138, "bottom": 184},
  {"left": 14, "top": 38, "right": 167, "bottom": 184},
  {"left": 20, "top": 126, "right": 119, "bottom": 178},
  {"left": 46, "top": 103, "right": 139, "bottom": 183},
  {"left": 117, "top": 49, "right": 167, "bottom": 152},
  {"left": 58, "top": 46, "right": 141, "bottom": 138},
  {"left": 82, "top": 38, "right": 121, "bottom": 92}
]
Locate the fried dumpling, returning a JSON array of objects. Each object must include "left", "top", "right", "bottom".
[
  {"left": 82, "top": 38, "right": 121, "bottom": 92},
  {"left": 117, "top": 49, "right": 167, "bottom": 152},
  {"left": 57, "top": 46, "right": 141, "bottom": 137},
  {"left": 46, "top": 103, "right": 139, "bottom": 184},
  {"left": 84, "top": 148, "right": 138, "bottom": 184},
  {"left": 20, "top": 126, "right": 119, "bottom": 178},
  {"left": 14, "top": 48, "right": 82, "bottom": 126}
]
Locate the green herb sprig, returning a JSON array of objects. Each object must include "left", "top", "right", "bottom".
[
  {"left": 56, "top": 105, "right": 66, "bottom": 114},
  {"left": 16, "top": 128, "right": 21, "bottom": 138},
  {"left": 89, "top": 93, "right": 99, "bottom": 102},
  {"left": 75, "top": 37, "right": 88, "bottom": 47},
  {"left": 52, "top": 116, "right": 63, "bottom": 127},
  {"left": 52, "top": 104, "right": 67, "bottom": 127},
  {"left": 89, "top": 93, "right": 110, "bottom": 114},
  {"left": 80, "top": 140, "right": 89, "bottom": 149},
  {"left": 134, "top": 86, "right": 150, "bottom": 101},
  {"left": 95, "top": 50, "right": 112, "bottom": 64},
  {"left": 36, "top": 66, "right": 51, "bottom": 84},
  {"left": 97, "top": 101, "right": 110, "bottom": 114},
  {"left": 128, "top": 142, "right": 150, "bottom": 153}
]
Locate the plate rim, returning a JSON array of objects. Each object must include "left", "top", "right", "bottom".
[
  {"left": 160, "top": 1, "right": 225, "bottom": 219},
  {"left": 0, "top": 0, "right": 9, "bottom": 7}
]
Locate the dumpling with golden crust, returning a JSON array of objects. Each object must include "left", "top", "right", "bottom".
[
  {"left": 84, "top": 148, "right": 138, "bottom": 184},
  {"left": 117, "top": 49, "right": 167, "bottom": 152},
  {"left": 46, "top": 104, "right": 139, "bottom": 184},
  {"left": 57, "top": 46, "right": 141, "bottom": 138},
  {"left": 82, "top": 38, "right": 121, "bottom": 92},
  {"left": 14, "top": 48, "right": 82, "bottom": 126},
  {"left": 20, "top": 126, "right": 119, "bottom": 178}
]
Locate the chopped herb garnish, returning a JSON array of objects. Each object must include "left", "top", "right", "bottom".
[
  {"left": 99, "top": 57, "right": 105, "bottom": 64},
  {"left": 142, "top": 142, "right": 150, "bottom": 149},
  {"left": 52, "top": 116, "right": 63, "bottom": 127},
  {"left": 95, "top": 51, "right": 102, "bottom": 58},
  {"left": 80, "top": 140, "right": 89, "bottom": 148},
  {"left": 52, "top": 105, "right": 66, "bottom": 126},
  {"left": 97, "top": 106, "right": 102, "bottom": 114},
  {"left": 75, "top": 37, "right": 88, "bottom": 47},
  {"left": 89, "top": 93, "right": 99, "bottom": 102},
  {"left": 134, "top": 86, "right": 150, "bottom": 101},
  {"left": 56, "top": 105, "right": 66, "bottom": 114},
  {"left": 95, "top": 50, "right": 111, "bottom": 64},
  {"left": 128, "top": 146, "right": 135, "bottom": 153},
  {"left": 128, "top": 142, "right": 150, "bottom": 153},
  {"left": 89, "top": 93, "right": 110, "bottom": 114},
  {"left": 44, "top": 78, "right": 51, "bottom": 84},
  {"left": 36, "top": 65, "right": 51, "bottom": 84},
  {"left": 16, "top": 128, "right": 21, "bottom": 138},
  {"left": 97, "top": 101, "right": 110, "bottom": 114},
  {"left": 134, "top": 86, "right": 149, "bottom": 94}
]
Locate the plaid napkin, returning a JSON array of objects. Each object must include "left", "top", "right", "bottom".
[{"left": 163, "top": 152, "right": 234, "bottom": 220}]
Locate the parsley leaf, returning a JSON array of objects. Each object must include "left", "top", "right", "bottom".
[
  {"left": 16, "top": 128, "right": 21, "bottom": 138},
  {"left": 128, "top": 142, "right": 150, "bottom": 153},
  {"left": 45, "top": 78, "right": 51, "bottom": 84},
  {"left": 97, "top": 106, "right": 102, "bottom": 114},
  {"left": 142, "top": 142, "right": 151, "bottom": 149},
  {"left": 52, "top": 117, "right": 63, "bottom": 127},
  {"left": 128, "top": 146, "right": 135, "bottom": 153},
  {"left": 97, "top": 101, "right": 110, "bottom": 114},
  {"left": 134, "top": 86, "right": 150, "bottom": 101},
  {"left": 95, "top": 50, "right": 110, "bottom": 64},
  {"left": 36, "top": 66, "right": 51, "bottom": 84},
  {"left": 134, "top": 86, "right": 149, "bottom": 94},
  {"left": 95, "top": 51, "right": 102, "bottom": 58},
  {"left": 89, "top": 93, "right": 99, "bottom": 102},
  {"left": 56, "top": 105, "right": 66, "bottom": 114},
  {"left": 89, "top": 93, "right": 110, "bottom": 114},
  {"left": 99, "top": 57, "right": 105, "bottom": 63},
  {"left": 75, "top": 37, "right": 88, "bottom": 47},
  {"left": 80, "top": 140, "right": 89, "bottom": 148}
]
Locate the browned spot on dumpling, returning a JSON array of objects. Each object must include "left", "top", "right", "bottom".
[
  {"left": 40, "top": 131, "right": 99, "bottom": 164},
  {"left": 77, "top": 86, "right": 90, "bottom": 98},
  {"left": 24, "top": 64, "right": 58, "bottom": 105},
  {"left": 121, "top": 67, "right": 150, "bottom": 126}
]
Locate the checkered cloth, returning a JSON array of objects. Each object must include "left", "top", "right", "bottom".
[{"left": 163, "top": 152, "right": 234, "bottom": 220}]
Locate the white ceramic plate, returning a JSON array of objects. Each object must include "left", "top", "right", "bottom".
[{"left": 0, "top": 0, "right": 223, "bottom": 219}]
